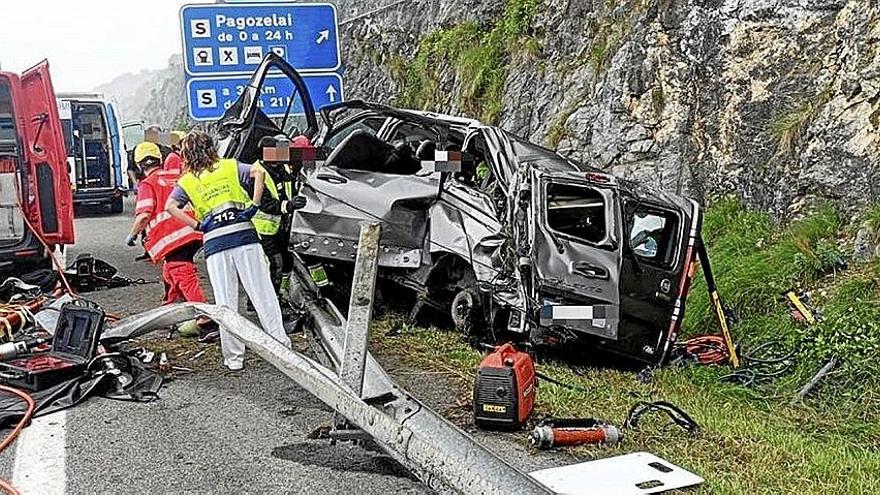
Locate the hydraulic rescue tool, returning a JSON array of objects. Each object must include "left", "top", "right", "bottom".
[
  {"left": 0, "top": 337, "right": 51, "bottom": 361},
  {"left": 530, "top": 418, "right": 622, "bottom": 449}
]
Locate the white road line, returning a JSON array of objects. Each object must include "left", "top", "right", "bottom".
[{"left": 12, "top": 411, "right": 67, "bottom": 495}]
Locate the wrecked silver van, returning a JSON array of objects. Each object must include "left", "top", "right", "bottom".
[{"left": 219, "top": 54, "right": 703, "bottom": 364}]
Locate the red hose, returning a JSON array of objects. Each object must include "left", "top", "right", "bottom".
[{"left": 0, "top": 385, "right": 35, "bottom": 495}]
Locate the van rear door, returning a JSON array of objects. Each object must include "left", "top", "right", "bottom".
[
  {"left": 533, "top": 175, "right": 622, "bottom": 344},
  {"left": 619, "top": 198, "right": 700, "bottom": 363},
  {"left": 106, "top": 102, "right": 127, "bottom": 189},
  {"left": 19, "top": 61, "right": 75, "bottom": 245}
]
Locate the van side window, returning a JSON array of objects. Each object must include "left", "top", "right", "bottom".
[
  {"left": 629, "top": 208, "right": 679, "bottom": 267},
  {"left": 546, "top": 183, "right": 606, "bottom": 244}
]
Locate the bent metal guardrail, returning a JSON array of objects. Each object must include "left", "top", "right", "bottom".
[{"left": 104, "top": 301, "right": 554, "bottom": 495}]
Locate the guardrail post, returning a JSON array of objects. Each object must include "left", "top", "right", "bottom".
[{"left": 339, "top": 222, "right": 381, "bottom": 397}]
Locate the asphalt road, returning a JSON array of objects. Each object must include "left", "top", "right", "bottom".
[
  {"left": 0, "top": 199, "right": 431, "bottom": 495},
  {"left": 0, "top": 198, "right": 570, "bottom": 494}
]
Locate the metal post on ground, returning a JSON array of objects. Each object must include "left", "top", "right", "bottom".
[
  {"left": 334, "top": 222, "right": 381, "bottom": 437},
  {"left": 105, "top": 300, "right": 555, "bottom": 494}
]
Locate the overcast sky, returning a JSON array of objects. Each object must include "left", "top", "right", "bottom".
[{"left": 0, "top": 0, "right": 214, "bottom": 91}]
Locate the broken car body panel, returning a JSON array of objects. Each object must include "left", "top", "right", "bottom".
[{"left": 219, "top": 54, "right": 702, "bottom": 364}]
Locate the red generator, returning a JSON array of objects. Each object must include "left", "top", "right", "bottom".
[{"left": 473, "top": 343, "right": 536, "bottom": 429}]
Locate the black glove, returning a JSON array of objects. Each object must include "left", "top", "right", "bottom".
[
  {"left": 283, "top": 195, "right": 307, "bottom": 214},
  {"left": 259, "top": 196, "right": 283, "bottom": 215}
]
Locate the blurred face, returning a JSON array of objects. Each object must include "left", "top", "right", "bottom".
[{"left": 262, "top": 142, "right": 290, "bottom": 164}]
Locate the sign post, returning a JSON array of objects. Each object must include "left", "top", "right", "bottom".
[{"left": 180, "top": 2, "right": 344, "bottom": 121}]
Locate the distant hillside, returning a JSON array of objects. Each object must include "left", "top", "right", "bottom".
[{"left": 93, "top": 54, "right": 188, "bottom": 129}]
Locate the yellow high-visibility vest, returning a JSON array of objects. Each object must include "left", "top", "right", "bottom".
[
  {"left": 251, "top": 162, "right": 281, "bottom": 236},
  {"left": 178, "top": 159, "right": 253, "bottom": 220}
]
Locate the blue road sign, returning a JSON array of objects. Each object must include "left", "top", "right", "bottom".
[
  {"left": 186, "top": 73, "right": 344, "bottom": 121},
  {"left": 180, "top": 3, "right": 340, "bottom": 75}
]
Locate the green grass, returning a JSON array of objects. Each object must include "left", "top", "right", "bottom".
[
  {"left": 393, "top": 0, "right": 538, "bottom": 123},
  {"left": 864, "top": 202, "right": 880, "bottom": 233},
  {"left": 544, "top": 105, "right": 578, "bottom": 148},
  {"left": 374, "top": 322, "right": 880, "bottom": 494},
  {"left": 369, "top": 198, "right": 880, "bottom": 493},
  {"left": 373, "top": 321, "right": 880, "bottom": 494}
]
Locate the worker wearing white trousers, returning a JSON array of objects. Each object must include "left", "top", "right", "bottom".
[
  {"left": 206, "top": 243, "right": 290, "bottom": 366},
  {"left": 166, "top": 131, "right": 291, "bottom": 371}
]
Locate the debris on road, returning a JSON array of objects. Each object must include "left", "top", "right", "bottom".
[
  {"left": 189, "top": 349, "right": 207, "bottom": 361},
  {"left": 0, "top": 291, "right": 164, "bottom": 426},
  {"left": 64, "top": 253, "right": 153, "bottom": 292}
]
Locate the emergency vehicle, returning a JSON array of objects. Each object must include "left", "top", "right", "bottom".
[
  {"left": 56, "top": 93, "right": 129, "bottom": 213},
  {"left": 0, "top": 61, "right": 75, "bottom": 275}
]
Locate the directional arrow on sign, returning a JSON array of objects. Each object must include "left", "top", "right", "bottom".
[
  {"left": 326, "top": 85, "right": 337, "bottom": 102},
  {"left": 316, "top": 30, "right": 330, "bottom": 44}
]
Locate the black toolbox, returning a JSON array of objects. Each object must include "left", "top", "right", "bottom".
[{"left": 0, "top": 300, "right": 104, "bottom": 391}]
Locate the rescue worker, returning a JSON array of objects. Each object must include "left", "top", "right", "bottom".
[
  {"left": 251, "top": 135, "right": 306, "bottom": 297},
  {"left": 124, "top": 142, "right": 219, "bottom": 343},
  {"left": 163, "top": 130, "right": 186, "bottom": 174},
  {"left": 165, "top": 131, "right": 292, "bottom": 371}
]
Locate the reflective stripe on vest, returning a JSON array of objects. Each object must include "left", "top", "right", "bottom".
[
  {"left": 203, "top": 221, "right": 255, "bottom": 242},
  {"left": 252, "top": 162, "right": 281, "bottom": 236},
  {"left": 147, "top": 224, "right": 200, "bottom": 260},
  {"left": 178, "top": 159, "right": 257, "bottom": 255},
  {"left": 208, "top": 201, "right": 249, "bottom": 217},
  {"left": 141, "top": 169, "right": 202, "bottom": 262}
]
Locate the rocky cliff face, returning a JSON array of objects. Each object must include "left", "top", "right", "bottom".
[
  {"left": 98, "top": 0, "right": 879, "bottom": 219},
  {"left": 339, "top": 0, "right": 879, "bottom": 219}
]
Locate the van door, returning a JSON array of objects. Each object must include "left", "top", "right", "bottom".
[
  {"left": 19, "top": 61, "right": 75, "bottom": 245},
  {"left": 533, "top": 176, "right": 622, "bottom": 343},
  {"left": 105, "top": 102, "right": 126, "bottom": 188},
  {"left": 618, "top": 199, "right": 698, "bottom": 363},
  {"left": 0, "top": 74, "right": 27, "bottom": 248},
  {"left": 295, "top": 116, "right": 441, "bottom": 268}
]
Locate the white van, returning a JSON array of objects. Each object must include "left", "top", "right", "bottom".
[{"left": 56, "top": 93, "right": 129, "bottom": 213}]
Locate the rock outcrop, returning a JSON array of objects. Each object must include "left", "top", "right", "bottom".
[{"left": 98, "top": 0, "right": 880, "bottom": 219}]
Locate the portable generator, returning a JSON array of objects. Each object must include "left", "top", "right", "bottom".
[{"left": 473, "top": 343, "right": 536, "bottom": 429}]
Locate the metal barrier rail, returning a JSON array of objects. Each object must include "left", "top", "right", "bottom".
[{"left": 104, "top": 302, "right": 553, "bottom": 495}]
